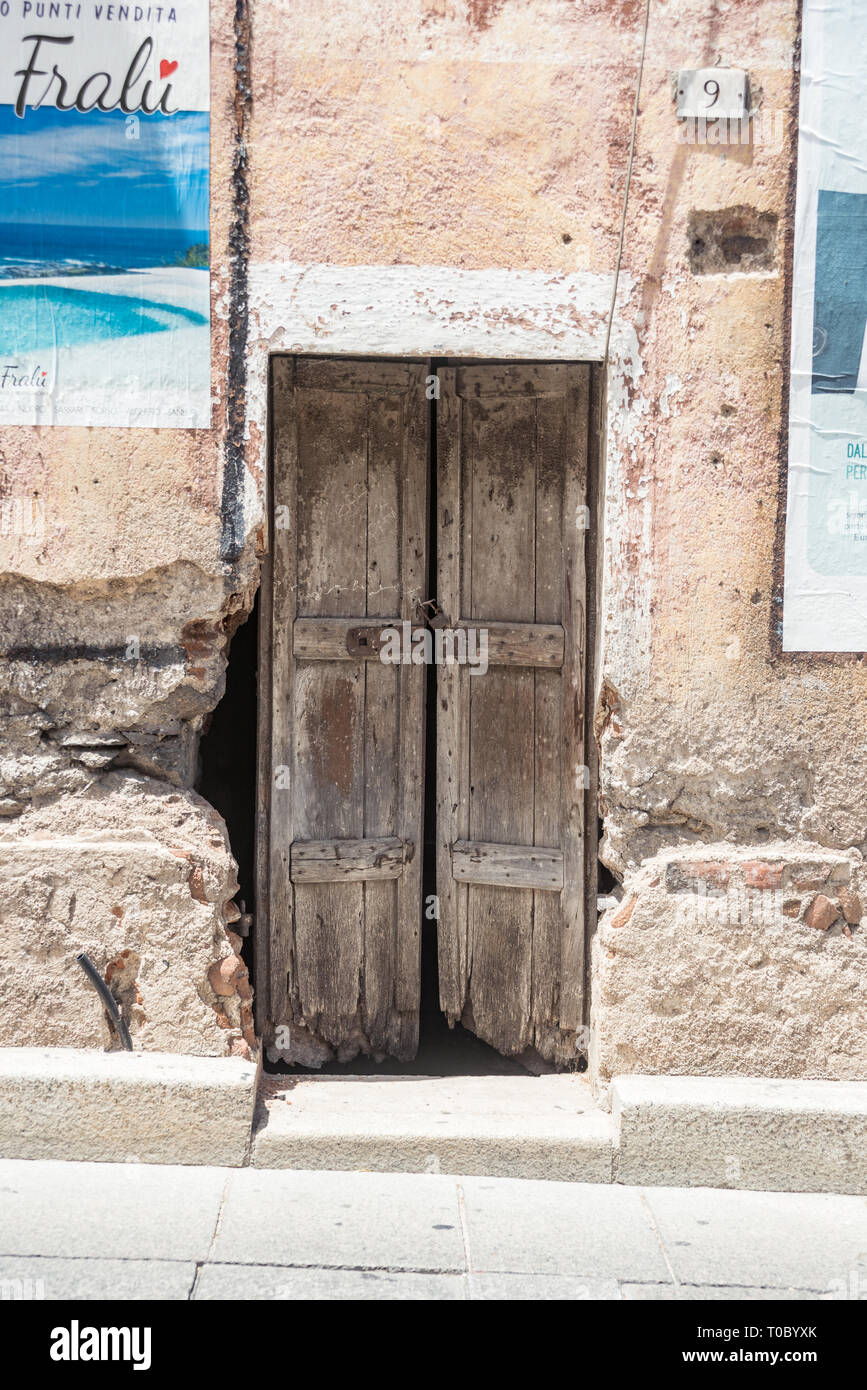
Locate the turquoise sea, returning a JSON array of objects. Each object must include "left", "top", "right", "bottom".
[{"left": 0, "top": 281, "right": 208, "bottom": 353}]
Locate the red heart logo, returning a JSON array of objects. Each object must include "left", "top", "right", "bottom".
[{"left": 159, "top": 59, "right": 178, "bottom": 79}]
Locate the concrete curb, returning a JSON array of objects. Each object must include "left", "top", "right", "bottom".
[
  {"left": 0, "top": 1048, "right": 260, "bottom": 1167},
  {"left": 2, "top": 1051, "right": 866, "bottom": 1191},
  {"left": 611, "top": 1075, "right": 867, "bottom": 1194}
]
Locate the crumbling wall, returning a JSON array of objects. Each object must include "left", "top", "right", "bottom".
[
  {"left": 591, "top": 846, "right": 867, "bottom": 1080},
  {"left": 0, "top": 774, "right": 254, "bottom": 1056},
  {"left": 0, "top": 562, "right": 257, "bottom": 1055},
  {"left": 0, "top": 0, "right": 261, "bottom": 1056}
]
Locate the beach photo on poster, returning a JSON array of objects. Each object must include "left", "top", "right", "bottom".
[{"left": 0, "top": 103, "right": 210, "bottom": 428}]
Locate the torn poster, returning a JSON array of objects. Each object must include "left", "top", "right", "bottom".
[
  {"left": 0, "top": 4, "right": 210, "bottom": 429},
  {"left": 783, "top": 0, "right": 867, "bottom": 648}
]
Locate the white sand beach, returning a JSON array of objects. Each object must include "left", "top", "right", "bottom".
[{"left": 0, "top": 266, "right": 211, "bottom": 429}]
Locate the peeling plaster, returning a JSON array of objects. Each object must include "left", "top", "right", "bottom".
[
  {"left": 659, "top": 373, "right": 683, "bottom": 418},
  {"left": 245, "top": 257, "right": 635, "bottom": 489}
]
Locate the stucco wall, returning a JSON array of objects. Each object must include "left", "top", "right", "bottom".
[{"left": 1, "top": 0, "right": 864, "bottom": 1076}]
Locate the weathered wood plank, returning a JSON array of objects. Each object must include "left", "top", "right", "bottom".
[
  {"left": 295, "top": 357, "right": 415, "bottom": 394},
  {"left": 293, "top": 617, "right": 402, "bottom": 661},
  {"left": 394, "top": 366, "right": 429, "bottom": 1037},
  {"left": 456, "top": 364, "right": 572, "bottom": 398},
  {"left": 452, "top": 841, "right": 564, "bottom": 891},
  {"left": 293, "top": 616, "right": 562, "bottom": 667},
  {"left": 291, "top": 402, "right": 368, "bottom": 1042},
  {"left": 291, "top": 837, "right": 411, "bottom": 882},
  {"left": 457, "top": 620, "right": 564, "bottom": 668},
  {"left": 362, "top": 389, "right": 403, "bottom": 1049},
  {"left": 558, "top": 366, "right": 590, "bottom": 1032},
  {"left": 531, "top": 389, "right": 567, "bottom": 1058},
  {"left": 266, "top": 355, "right": 297, "bottom": 1034},
  {"left": 435, "top": 368, "right": 468, "bottom": 1021},
  {"left": 294, "top": 616, "right": 564, "bottom": 667},
  {"left": 464, "top": 389, "right": 536, "bottom": 1055},
  {"left": 267, "top": 359, "right": 428, "bottom": 1063},
  {"left": 292, "top": 660, "right": 365, "bottom": 1047}
]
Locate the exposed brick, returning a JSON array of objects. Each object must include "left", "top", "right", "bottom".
[
  {"left": 665, "top": 861, "right": 730, "bottom": 891},
  {"left": 743, "top": 861, "right": 783, "bottom": 889},
  {"left": 240, "top": 1001, "right": 256, "bottom": 1049},
  {"left": 208, "top": 953, "right": 245, "bottom": 997},
  {"left": 836, "top": 887, "right": 862, "bottom": 926},
  {"left": 188, "top": 865, "right": 209, "bottom": 903},
  {"left": 781, "top": 898, "right": 801, "bottom": 919},
  {"left": 207, "top": 962, "right": 232, "bottom": 997},
  {"left": 611, "top": 894, "right": 638, "bottom": 928},
  {"left": 804, "top": 894, "right": 839, "bottom": 932},
  {"left": 226, "top": 930, "right": 244, "bottom": 953},
  {"left": 223, "top": 899, "right": 242, "bottom": 923}
]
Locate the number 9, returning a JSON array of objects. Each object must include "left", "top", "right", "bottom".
[{"left": 704, "top": 79, "right": 720, "bottom": 109}]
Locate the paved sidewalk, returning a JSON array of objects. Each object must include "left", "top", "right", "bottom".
[{"left": 1, "top": 1160, "right": 865, "bottom": 1300}]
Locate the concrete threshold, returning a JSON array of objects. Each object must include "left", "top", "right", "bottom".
[{"left": 252, "top": 1074, "right": 613, "bottom": 1181}]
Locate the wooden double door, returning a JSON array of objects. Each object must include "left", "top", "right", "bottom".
[{"left": 258, "top": 357, "right": 592, "bottom": 1068}]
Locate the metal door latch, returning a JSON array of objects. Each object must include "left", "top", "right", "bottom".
[
  {"left": 345, "top": 625, "right": 387, "bottom": 658},
  {"left": 416, "top": 598, "right": 450, "bottom": 629}
]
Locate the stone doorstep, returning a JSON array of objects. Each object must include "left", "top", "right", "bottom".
[
  {"left": 252, "top": 1075, "right": 614, "bottom": 1182},
  {"left": 1, "top": 1052, "right": 866, "bottom": 1193},
  {"left": 0, "top": 1048, "right": 260, "bottom": 1168}
]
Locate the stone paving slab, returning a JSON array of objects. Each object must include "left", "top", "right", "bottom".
[
  {"left": 612, "top": 1075, "right": 867, "bottom": 1194},
  {"left": 469, "top": 1273, "right": 622, "bottom": 1299},
  {"left": 193, "top": 1264, "right": 467, "bottom": 1300},
  {"left": 213, "top": 1168, "right": 467, "bottom": 1272},
  {"left": 0, "top": 1256, "right": 195, "bottom": 1301},
  {"left": 643, "top": 1185, "right": 867, "bottom": 1290},
  {"left": 252, "top": 1075, "right": 613, "bottom": 1182},
  {"left": 0, "top": 1159, "right": 226, "bottom": 1261},
  {"left": 459, "top": 1176, "right": 670, "bottom": 1280},
  {"left": 2, "top": 1160, "right": 864, "bottom": 1301},
  {"left": 621, "top": 1283, "right": 826, "bottom": 1301}
]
